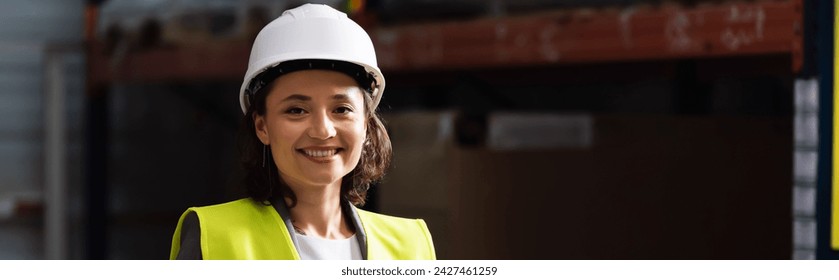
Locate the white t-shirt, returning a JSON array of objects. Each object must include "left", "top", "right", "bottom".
[{"left": 294, "top": 232, "right": 363, "bottom": 260}]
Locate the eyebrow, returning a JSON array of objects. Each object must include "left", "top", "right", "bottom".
[{"left": 281, "top": 94, "right": 311, "bottom": 102}]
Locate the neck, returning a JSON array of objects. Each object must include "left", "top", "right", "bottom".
[{"left": 285, "top": 181, "right": 353, "bottom": 239}]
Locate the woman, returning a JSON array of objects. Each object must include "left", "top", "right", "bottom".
[{"left": 169, "top": 4, "right": 435, "bottom": 260}]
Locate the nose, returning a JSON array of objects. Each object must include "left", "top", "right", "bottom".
[{"left": 307, "top": 111, "right": 337, "bottom": 140}]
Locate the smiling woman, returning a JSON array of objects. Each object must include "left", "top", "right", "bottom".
[
  {"left": 168, "top": 4, "right": 435, "bottom": 260},
  {"left": 256, "top": 70, "right": 368, "bottom": 198}
]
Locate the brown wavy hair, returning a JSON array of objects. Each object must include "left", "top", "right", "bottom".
[{"left": 237, "top": 69, "right": 392, "bottom": 207}]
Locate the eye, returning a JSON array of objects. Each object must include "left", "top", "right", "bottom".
[
  {"left": 285, "top": 107, "right": 306, "bottom": 115},
  {"left": 334, "top": 106, "right": 354, "bottom": 114}
]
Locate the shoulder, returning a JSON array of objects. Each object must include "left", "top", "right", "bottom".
[
  {"left": 181, "top": 198, "right": 278, "bottom": 233},
  {"left": 355, "top": 208, "right": 428, "bottom": 228},
  {"left": 188, "top": 198, "right": 264, "bottom": 214},
  {"left": 172, "top": 198, "right": 293, "bottom": 260},
  {"left": 357, "top": 209, "right": 431, "bottom": 236},
  {"left": 178, "top": 199, "right": 279, "bottom": 242},
  {"left": 354, "top": 208, "right": 436, "bottom": 260}
]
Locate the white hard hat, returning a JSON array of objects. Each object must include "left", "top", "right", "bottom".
[{"left": 239, "top": 3, "right": 385, "bottom": 114}]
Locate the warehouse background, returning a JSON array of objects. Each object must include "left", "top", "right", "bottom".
[{"left": 0, "top": 0, "right": 833, "bottom": 260}]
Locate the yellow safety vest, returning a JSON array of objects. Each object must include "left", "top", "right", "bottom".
[{"left": 169, "top": 198, "right": 436, "bottom": 260}]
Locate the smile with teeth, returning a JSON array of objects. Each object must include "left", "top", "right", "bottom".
[{"left": 300, "top": 149, "right": 340, "bottom": 158}]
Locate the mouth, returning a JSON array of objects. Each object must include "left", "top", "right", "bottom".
[{"left": 297, "top": 147, "right": 343, "bottom": 159}]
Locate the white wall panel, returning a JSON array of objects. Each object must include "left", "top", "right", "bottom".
[{"left": 0, "top": 0, "right": 84, "bottom": 259}]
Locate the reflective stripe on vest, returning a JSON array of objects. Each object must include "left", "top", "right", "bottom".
[{"left": 169, "top": 198, "right": 436, "bottom": 260}]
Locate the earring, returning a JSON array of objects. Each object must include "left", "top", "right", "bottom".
[{"left": 264, "top": 144, "right": 274, "bottom": 196}]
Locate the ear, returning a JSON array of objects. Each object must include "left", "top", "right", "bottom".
[{"left": 253, "top": 114, "right": 270, "bottom": 145}]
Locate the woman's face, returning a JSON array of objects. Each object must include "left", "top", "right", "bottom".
[{"left": 254, "top": 70, "right": 367, "bottom": 190}]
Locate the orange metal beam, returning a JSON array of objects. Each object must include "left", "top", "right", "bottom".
[
  {"left": 89, "top": 42, "right": 251, "bottom": 86},
  {"left": 89, "top": 0, "right": 801, "bottom": 85},
  {"left": 373, "top": 0, "right": 802, "bottom": 71}
]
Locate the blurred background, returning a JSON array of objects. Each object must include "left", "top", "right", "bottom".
[{"left": 0, "top": 0, "right": 834, "bottom": 260}]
